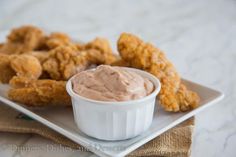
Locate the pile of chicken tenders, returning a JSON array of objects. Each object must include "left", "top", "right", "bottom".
[{"left": 0, "top": 25, "right": 200, "bottom": 112}]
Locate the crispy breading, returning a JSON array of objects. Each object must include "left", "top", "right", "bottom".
[
  {"left": 42, "top": 45, "right": 89, "bottom": 80},
  {"left": 37, "top": 32, "right": 73, "bottom": 50},
  {"left": 46, "top": 32, "right": 71, "bottom": 49},
  {"left": 111, "top": 58, "right": 131, "bottom": 67},
  {"left": 0, "top": 26, "right": 44, "bottom": 54},
  {"left": 86, "top": 49, "right": 119, "bottom": 65},
  {"left": 9, "top": 76, "right": 34, "bottom": 88},
  {"left": 29, "top": 51, "right": 50, "bottom": 63},
  {"left": 0, "top": 43, "right": 4, "bottom": 49},
  {"left": 0, "top": 54, "right": 42, "bottom": 83},
  {"left": 8, "top": 76, "right": 71, "bottom": 107},
  {"left": 42, "top": 38, "right": 119, "bottom": 80},
  {"left": 0, "top": 54, "right": 16, "bottom": 83},
  {"left": 118, "top": 33, "right": 200, "bottom": 112},
  {"left": 10, "top": 54, "right": 42, "bottom": 79},
  {"left": 85, "top": 38, "right": 118, "bottom": 65}
]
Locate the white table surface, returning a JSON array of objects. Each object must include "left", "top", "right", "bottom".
[{"left": 0, "top": 0, "right": 235, "bottom": 157}]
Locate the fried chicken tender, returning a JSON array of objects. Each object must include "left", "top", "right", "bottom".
[
  {"left": 10, "top": 54, "right": 42, "bottom": 79},
  {"left": 42, "top": 38, "right": 118, "bottom": 81},
  {"left": 29, "top": 51, "right": 50, "bottom": 63},
  {"left": 8, "top": 76, "right": 71, "bottom": 107},
  {"left": 0, "top": 54, "right": 15, "bottom": 83},
  {"left": 0, "top": 26, "right": 44, "bottom": 54},
  {"left": 46, "top": 32, "right": 71, "bottom": 49},
  {"left": 37, "top": 32, "right": 73, "bottom": 50},
  {"left": 43, "top": 45, "right": 89, "bottom": 80},
  {"left": 0, "top": 43, "right": 3, "bottom": 47},
  {"left": 0, "top": 54, "right": 42, "bottom": 83},
  {"left": 111, "top": 58, "right": 131, "bottom": 67},
  {"left": 118, "top": 33, "right": 200, "bottom": 112},
  {"left": 85, "top": 38, "right": 118, "bottom": 65}
]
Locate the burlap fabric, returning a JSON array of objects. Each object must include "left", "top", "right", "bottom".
[{"left": 0, "top": 104, "right": 194, "bottom": 157}]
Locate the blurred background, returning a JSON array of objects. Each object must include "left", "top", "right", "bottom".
[{"left": 0, "top": 0, "right": 235, "bottom": 157}]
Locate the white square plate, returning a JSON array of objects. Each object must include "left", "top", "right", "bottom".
[{"left": 0, "top": 79, "right": 223, "bottom": 157}]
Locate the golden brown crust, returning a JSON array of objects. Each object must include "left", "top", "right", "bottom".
[
  {"left": 0, "top": 43, "right": 4, "bottom": 49},
  {"left": 46, "top": 32, "right": 71, "bottom": 49},
  {"left": 84, "top": 38, "right": 118, "bottom": 65},
  {"left": 41, "top": 38, "right": 118, "bottom": 81},
  {"left": 42, "top": 45, "right": 89, "bottom": 80},
  {"left": 118, "top": 33, "right": 200, "bottom": 112},
  {"left": 37, "top": 32, "right": 73, "bottom": 50},
  {"left": 0, "top": 54, "right": 16, "bottom": 83},
  {"left": 110, "top": 58, "right": 131, "bottom": 67},
  {"left": 29, "top": 51, "right": 50, "bottom": 63},
  {"left": 0, "top": 54, "right": 42, "bottom": 83},
  {"left": 10, "top": 54, "right": 42, "bottom": 79},
  {"left": 8, "top": 76, "right": 71, "bottom": 107},
  {"left": 9, "top": 76, "right": 34, "bottom": 88},
  {"left": 0, "top": 26, "right": 44, "bottom": 54}
]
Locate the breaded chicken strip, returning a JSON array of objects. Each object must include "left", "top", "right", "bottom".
[
  {"left": 10, "top": 54, "right": 42, "bottom": 79},
  {"left": 29, "top": 51, "right": 50, "bottom": 63},
  {"left": 111, "top": 58, "right": 131, "bottom": 67},
  {"left": 84, "top": 38, "right": 118, "bottom": 65},
  {"left": 118, "top": 33, "right": 200, "bottom": 112},
  {"left": 42, "top": 45, "right": 89, "bottom": 80},
  {"left": 8, "top": 76, "right": 71, "bottom": 107},
  {"left": 37, "top": 32, "right": 73, "bottom": 50},
  {"left": 0, "top": 26, "right": 44, "bottom": 54},
  {"left": 46, "top": 32, "right": 71, "bottom": 49},
  {"left": 42, "top": 38, "right": 118, "bottom": 81},
  {"left": 0, "top": 54, "right": 42, "bottom": 83},
  {"left": 0, "top": 54, "right": 15, "bottom": 83}
]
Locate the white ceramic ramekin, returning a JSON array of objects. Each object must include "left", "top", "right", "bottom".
[{"left": 66, "top": 67, "right": 161, "bottom": 141}]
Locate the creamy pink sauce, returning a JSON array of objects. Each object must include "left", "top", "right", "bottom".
[{"left": 72, "top": 65, "right": 154, "bottom": 102}]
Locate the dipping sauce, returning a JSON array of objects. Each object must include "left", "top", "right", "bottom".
[{"left": 72, "top": 65, "right": 154, "bottom": 102}]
